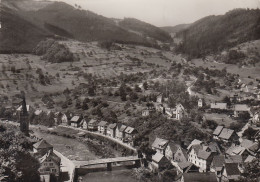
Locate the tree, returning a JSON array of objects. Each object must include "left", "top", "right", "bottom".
[
  {"left": 143, "top": 81, "right": 148, "bottom": 90},
  {"left": 238, "top": 158, "right": 260, "bottom": 182},
  {"left": 135, "top": 85, "right": 142, "bottom": 92},
  {"left": 222, "top": 96, "right": 231, "bottom": 106}
]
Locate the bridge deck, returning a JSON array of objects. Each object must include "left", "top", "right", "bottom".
[{"left": 73, "top": 156, "right": 139, "bottom": 168}]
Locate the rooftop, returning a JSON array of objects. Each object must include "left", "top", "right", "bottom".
[
  {"left": 218, "top": 128, "right": 235, "bottom": 140},
  {"left": 234, "top": 104, "right": 250, "bottom": 111},
  {"left": 33, "top": 139, "right": 53, "bottom": 149},
  {"left": 152, "top": 152, "right": 164, "bottom": 163},
  {"left": 152, "top": 137, "right": 169, "bottom": 150},
  {"left": 225, "top": 163, "right": 240, "bottom": 176},
  {"left": 213, "top": 126, "right": 224, "bottom": 136},
  {"left": 183, "top": 172, "right": 218, "bottom": 182}
]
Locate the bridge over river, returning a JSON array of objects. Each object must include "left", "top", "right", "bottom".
[{"left": 73, "top": 156, "right": 141, "bottom": 171}]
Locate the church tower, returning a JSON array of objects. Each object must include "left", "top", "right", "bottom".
[{"left": 19, "top": 96, "right": 29, "bottom": 136}]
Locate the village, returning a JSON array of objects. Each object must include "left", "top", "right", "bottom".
[{"left": 1, "top": 73, "right": 260, "bottom": 182}]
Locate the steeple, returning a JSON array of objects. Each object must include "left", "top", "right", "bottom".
[
  {"left": 19, "top": 94, "right": 29, "bottom": 136},
  {"left": 22, "top": 95, "right": 28, "bottom": 116}
]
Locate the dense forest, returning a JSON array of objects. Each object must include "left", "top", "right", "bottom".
[{"left": 176, "top": 9, "right": 260, "bottom": 58}]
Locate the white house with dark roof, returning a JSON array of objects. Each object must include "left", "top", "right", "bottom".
[
  {"left": 38, "top": 150, "right": 61, "bottom": 180},
  {"left": 98, "top": 121, "right": 108, "bottom": 134},
  {"left": 152, "top": 137, "right": 169, "bottom": 155},
  {"left": 70, "top": 115, "right": 83, "bottom": 128},
  {"left": 188, "top": 143, "right": 215, "bottom": 172},
  {"left": 173, "top": 104, "right": 185, "bottom": 120}
]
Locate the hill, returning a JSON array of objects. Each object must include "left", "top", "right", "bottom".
[
  {"left": 0, "top": 4, "right": 52, "bottom": 53},
  {"left": 161, "top": 24, "right": 190, "bottom": 34},
  {"left": 118, "top": 18, "right": 172, "bottom": 42},
  {"left": 1, "top": 1, "right": 170, "bottom": 53},
  {"left": 176, "top": 9, "right": 260, "bottom": 58}
]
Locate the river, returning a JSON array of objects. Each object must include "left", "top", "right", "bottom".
[{"left": 33, "top": 129, "right": 138, "bottom": 182}]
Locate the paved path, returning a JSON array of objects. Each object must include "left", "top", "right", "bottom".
[{"left": 54, "top": 150, "right": 75, "bottom": 182}]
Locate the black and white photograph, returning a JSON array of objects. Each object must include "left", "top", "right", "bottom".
[{"left": 0, "top": 0, "right": 260, "bottom": 181}]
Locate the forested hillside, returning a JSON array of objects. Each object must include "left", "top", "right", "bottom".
[
  {"left": 176, "top": 9, "right": 260, "bottom": 57},
  {"left": 0, "top": 5, "right": 51, "bottom": 53},
  {"left": 1, "top": 1, "right": 172, "bottom": 53},
  {"left": 119, "top": 18, "right": 172, "bottom": 42}
]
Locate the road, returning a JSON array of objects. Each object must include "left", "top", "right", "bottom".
[{"left": 54, "top": 150, "right": 75, "bottom": 182}]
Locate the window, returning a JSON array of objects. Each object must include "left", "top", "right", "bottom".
[
  {"left": 49, "top": 163, "right": 53, "bottom": 166},
  {"left": 51, "top": 169, "right": 56, "bottom": 173}
]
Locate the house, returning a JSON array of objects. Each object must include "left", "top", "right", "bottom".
[
  {"left": 156, "top": 93, "right": 163, "bottom": 103},
  {"left": 181, "top": 172, "right": 218, "bottom": 182},
  {"left": 218, "top": 128, "right": 239, "bottom": 143},
  {"left": 61, "top": 114, "right": 68, "bottom": 125},
  {"left": 33, "top": 139, "right": 53, "bottom": 155},
  {"left": 230, "top": 93, "right": 242, "bottom": 103},
  {"left": 38, "top": 150, "right": 61, "bottom": 180},
  {"left": 210, "top": 103, "right": 227, "bottom": 111},
  {"left": 188, "top": 144, "right": 214, "bottom": 172},
  {"left": 233, "top": 104, "right": 250, "bottom": 117},
  {"left": 88, "top": 119, "right": 98, "bottom": 131},
  {"left": 165, "top": 107, "right": 174, "bottom": 118},
  {"left": 107, "top": 123, "right": 117, "bottom": 138},
  {"left": 70, "top": 115, "right": 83, "bottom": 128},
  {"left": 116, "top": 124, "right": 127, "bottom": 140},
  {"left": 165, "top": 141, "right": 188, "bottom": 163},
  {"left": 98, "top": 121, "right": 108, "bottom": 134},
  {"left": 142, "top": 109, "right": 150, "bottom": 117},
  {"left": 221, "top": 163, "right": 241, "bottom": 182},
  {"left": 177, "top": 161, "right": 199, "bottom": 174},
  {"left": 152, "top": 137, "right": 169, "bottom": 155},
  {"left": 172, "top": 104, "right": 185, "bottom": 120},
  {"left": 226, "top": 145, "right": 254, "bottom": 161},
  {"left": 82, "top": 119, "right": 88, "bottom": 130},
  {"left": 251, "top": 112, "right": 259, "bottom": 125},
  {"left": 213, "top": 125, "right": 224, "bottom": 139},
  {"left": 198, "top": 98, "right": 203, "bottom": 108},
  {"left": 210, "top": 155, "right": 225, "bottom": 179},
  {"left": 187, "top": 139, "right": 203, "bottom": 150},
  {"left": 34, "top": 109, "right": 43, "bottom": 116},
  {"left": 149, "top": 153, "right": 172, "bottom": 171},
  {"left": 124, "top": 126, "right": 138, "bottom": 144},
  {"left": 225, "top": 155, "right": 243, "bottom": 164}
]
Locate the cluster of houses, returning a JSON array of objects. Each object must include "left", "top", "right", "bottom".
[
  {"left": 32, "top": 139, "right": 61, "bottom": 182},
  {"left": 64, "top": 115, "right": 139, "bottom": 145},
  {"left": 210, "top": 101, "right": 259, "bottom": 125},
  {"left": 149, "top": 124, "right": 260, "bottom": 182}
]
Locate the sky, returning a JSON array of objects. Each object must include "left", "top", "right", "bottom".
[{"left": 53, "top": 0, "right": 260, "bottom": 26}]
